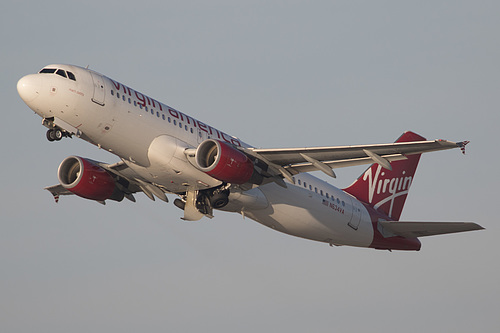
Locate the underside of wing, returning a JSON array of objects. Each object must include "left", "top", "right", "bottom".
[
  {"left": 251, "top": 139, "right": 463, "bottom": 171},
  {"left": 45, "top": 184, "right": 74, "bottom": 203},
  {"left": 241, "top": 132, "right": 468, "bottom": 180},
  {"left": 378, "top": 221, "right": 484, "bottom": 238},
  {"left": 44, "top": 159, "right": 168, "bottom": 204},
  {"left": 251, "top": 139, "right": 456, "bottom": 164}
]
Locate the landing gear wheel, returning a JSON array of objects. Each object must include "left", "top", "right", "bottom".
[
  {"left": 46, "top": 129, "right": 63, "bottom": 141},
  {"left": 210, "top": 191, "right": 229, "bottom": 209},
  {"left": 54, "top": 129, "right": 63, "bottom": 141},
  {"left": 46, "top": 129, "right": 56, "bottom": 142}
]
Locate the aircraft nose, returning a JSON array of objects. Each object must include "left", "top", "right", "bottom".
[{"left": 17, "top": 74, "right": 42, "bottom": 103}]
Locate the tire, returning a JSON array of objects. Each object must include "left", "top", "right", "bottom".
[
  {"left": 210, "top": 191, "right": 229, "bottom": 209},
  {"left": 173, "top": 198, "right": 186, "bottom": 210},
  {"left": 54, "top": 129, "right": 63, "bottom": 141},
  {"left": 46, "top": 129, "right": 55, "bottom": 142}
]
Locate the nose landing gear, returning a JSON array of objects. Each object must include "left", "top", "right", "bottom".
[
  {"left": 46, "top": 128, "right": 70, "bottom": 141},
  {"left": 43, "top": 118, "right": 72, "bottom": 142},
  {"left": 46, "top": 128, "right": 62, "bottom": 141}
]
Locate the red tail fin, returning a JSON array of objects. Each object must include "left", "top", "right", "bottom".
[{"left": 343, "top": 131, "right": 425, "bottom": 221}]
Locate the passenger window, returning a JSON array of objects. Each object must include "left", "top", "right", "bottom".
[
  {"left": 190, "top": 128, "right": 193, "bottom": 133},
  {"left": 56, "top": 69, "right": 67, "bottom": 78},
  {"left": 134, "top": 101, "right": 137, "bottom": 106},
  {"left": 128, "top": 98, "right": 131, "bottom": 104},
  {"left": 309, "top": 185, "right": 312, "bottom": 190},
  {"left": 298, "top": 179, "right": 301, "bottom": 185},
  {"left": 67, "top": 71, "right": 76, "bottom": 81},
  {"left": 117, "top": 92, "right": 120, "bottom": 99},
  {"left": 162, "top": 114, "right": 165, "bottom": 120},
  {"left": 111, "top": 90, "right": 114, "bottom": 96},
  {"left": 320, "top": 190, "right": 324, "bottom": 196}
]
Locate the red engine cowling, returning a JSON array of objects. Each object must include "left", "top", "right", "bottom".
[
  {"left": 57, "top": 156, "right": 123, "bottom": 202},
  {"left": 195, "top": 140, "right": 255, "bottom": 184}
]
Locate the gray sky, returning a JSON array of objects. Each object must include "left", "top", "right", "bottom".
[{"left": 1, "top": 1, "right": 498, "bottom": 332}]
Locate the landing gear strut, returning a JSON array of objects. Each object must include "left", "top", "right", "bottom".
[
  {"left": 173, "top": 186, "right": 231, "bottom": 220},
  {"left": 42, "top": 118, "right": 72, "bottom": 142}
]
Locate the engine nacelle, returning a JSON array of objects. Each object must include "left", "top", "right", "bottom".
[
  {"left": 57, "top": 156, "right": 124, "bottom": 202},
  {"left": 195, "top": 140, "right": 255, "bottom": 184}
]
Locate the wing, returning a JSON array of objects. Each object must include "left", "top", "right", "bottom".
[
  {"left": 378, "top": 221, "right": 484, "bottom": 238},
  {"left": 45, "top": 184, "right": 76, "bottom": 203},
  {"left": 44, "top": 160, "right": 168, "bottom": 204},
  {"left": 239, "top": 133, "right": 468, "bottom": 182}
]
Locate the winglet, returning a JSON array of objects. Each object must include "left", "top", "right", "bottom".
[
  {"left": 458, "top": 141, "right": 470, "bottom": 155},
  {"left": 44, "top": 184, "right": 73, "bottom": 203}
]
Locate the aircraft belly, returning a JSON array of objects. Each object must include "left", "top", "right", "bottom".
[
  {"left": 221, "top": 187, "right": 270, "bottom": 212},
  {"left": 117, "top": 134, "right": 222, "bottom": 193},
  {"left": 246, "top": 183, "right": 373, "bottom": 247}
]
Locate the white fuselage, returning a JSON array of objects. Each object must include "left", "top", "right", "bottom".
[{"left": 19, "top": 64, "right": 374, "bottom": 247}]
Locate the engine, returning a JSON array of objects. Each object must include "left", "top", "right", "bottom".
[
  {"left": 195, "top": 140, "right": 256, "bottom": 184},
  {"left": 57, "top": 156, "right": 124, "bottom": 202}
]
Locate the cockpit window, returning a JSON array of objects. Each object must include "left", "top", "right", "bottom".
[
  {"left": 56, "top": 69, "right": 67, "bottom": 78},
  {"left": 67, "top": 71, "right": 76, "bottom": 81},
  {"left": 38, "top": 67, "right": 76, "bottom": 81},
  {"left": 39, "top": 68, "right": 57, "bottom": 74}
]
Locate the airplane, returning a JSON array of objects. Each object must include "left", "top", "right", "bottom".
[{"left": 17, "top": 64, "right": 483, "bottom": 251}]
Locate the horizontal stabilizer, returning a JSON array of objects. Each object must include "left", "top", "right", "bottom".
[{"left": 379, "top": 221, "right": 484, "bottom": 238}]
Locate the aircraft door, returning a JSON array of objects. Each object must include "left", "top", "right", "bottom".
[
  {"left": 349, "top": 200, "right": 362, "bottom": 230},
  {"left": 90, "top": 72, "right": 105, "bottom": 106}
]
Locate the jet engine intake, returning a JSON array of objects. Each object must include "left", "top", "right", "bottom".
[
  {"left": 57, "top": 156, "right": 124, "bottom": 202},
  {"left": 195, "top": 139, "right": 258, "bottom": 184}
]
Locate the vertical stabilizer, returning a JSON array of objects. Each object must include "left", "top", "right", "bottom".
[{"left": 343, "top": 131, "right": 425, "bottom": 221}]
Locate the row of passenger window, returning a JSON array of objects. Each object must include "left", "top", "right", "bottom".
[
  {"left": 294, "top": 178, "right": 345, "bottom": 206},
  {"left": 111, "top": 89, "right": 195, "bottom": 134},
  {"left": 39, "top": 68, "right": 76, "bottom": 81}
]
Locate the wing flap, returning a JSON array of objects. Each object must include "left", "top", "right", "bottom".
[{"left": 379, "top": 221, "right": 484, "bottom": 238}]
